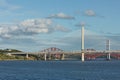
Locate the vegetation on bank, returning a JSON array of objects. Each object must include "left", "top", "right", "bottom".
[
  {"left": 0, "top": 53, "right": 37, "bottom": 60},
  {"left": 0, "top": 53, "right": 14, "bottom": 60},
  {"left": 0, "top": 49, "right": 61, "bottom": 60},
  {"left": 0, "top": 49, "right": 21, "bottom": 53},
  {"left": 0, "top": 49, "right": 29, "bottom": 60}
]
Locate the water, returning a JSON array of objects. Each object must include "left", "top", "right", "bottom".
[{"left": 0, "top": 60, "right": 120, "bottom": 80}]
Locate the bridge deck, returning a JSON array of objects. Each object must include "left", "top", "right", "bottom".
[{"left": 8, "top": 50, "right": 120, "bottom": 55}]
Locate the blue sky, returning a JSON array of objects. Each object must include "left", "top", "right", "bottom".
[{"left": 0, "top": 0, "right": 120, "bottom": 52}]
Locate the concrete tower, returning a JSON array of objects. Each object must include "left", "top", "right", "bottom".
[
  {"left": 106, "top": 40, "right": 111, "bottom": 60},
  {"left": 81, "top": 25, "right": 85, "bottom": 62}
]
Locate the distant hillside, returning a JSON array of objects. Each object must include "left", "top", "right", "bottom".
[{"left": 0, "top": 49, "right": 22, "bottom": 53}]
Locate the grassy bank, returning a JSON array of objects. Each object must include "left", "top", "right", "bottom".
[{"left": 0, "top": 53, "right": 37, "bottom": 60}]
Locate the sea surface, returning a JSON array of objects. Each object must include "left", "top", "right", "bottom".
[{"left": 0, "top": 60, "right": 120, "bottom": 80}]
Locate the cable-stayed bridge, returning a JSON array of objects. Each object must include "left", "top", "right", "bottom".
[{"left": 7, "top": 47, "right": 120, "bottom": 61}]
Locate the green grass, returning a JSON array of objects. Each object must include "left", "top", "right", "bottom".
[{"left": 0, "top": 53, "right": 15, "bottom": 60}]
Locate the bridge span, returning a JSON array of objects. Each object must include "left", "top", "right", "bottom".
[
  {"left": 7, "top": 51, "right": 120, "bottom": 61},
  {"left": 6, "top": 47, "right": 120, "bottom": 61}
]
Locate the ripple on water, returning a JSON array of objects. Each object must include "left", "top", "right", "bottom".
[{"left": 0, "top": 61, "right": 120, "bottom": 80}]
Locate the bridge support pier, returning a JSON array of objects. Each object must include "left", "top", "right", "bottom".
[
  {"left": 107, "top": 53, "right": 111, "bottom": 60},
  {"left": 26, "top": 54, "right": 29, "bottom": 59},
  {"left": 61, "top": 53, "right": 65, "bottom": 60},
  {"left": 48, "top": 53, "right": 51, "bottom": 60},
  {"left": 44, "top": 53, "right": 47, "bottom": 61},
  {"left": 81, "top": 52, "right": 84, "bottom": 62},
  {"left": 7, "top": 53, "right": 12, "bottom": 56}
]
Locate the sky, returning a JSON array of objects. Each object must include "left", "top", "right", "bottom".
[{"left": 0, "top": 0, "right": 120, "bottom": 52}]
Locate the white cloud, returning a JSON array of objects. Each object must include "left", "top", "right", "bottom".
[
  {"left": 47, "top": 13, "right": 75, "bottom": 19},
  {"left": 0, "top": 0, "right": 21, "bottom": 10},
  {"left": 19, "top": 19, "right": 53, "bottom": 34},
  {"left": 85, "top": 10, "right": 96, "bottom": 16},
  {"left": 84, "top": 10, "right": 104, "bottom": 18},
  {"left": 0, "top": 0, "right": 21, "bottom": 17},
  {"left": 55, "top": 24, "right": 70, "bottom": 32},
  {"left": 0, "top": 27, "right": 10, "bottom": 38},
  {"left": 0, "top": 19, "right": 69, "bottom": 39}
]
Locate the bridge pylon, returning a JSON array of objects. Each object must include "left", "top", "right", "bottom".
[
  {"left": 106, "top": 40, "right": 111, "bottom": 60},
  {"left": 81, "top": 25, "right": 85, "bottom": 62}
]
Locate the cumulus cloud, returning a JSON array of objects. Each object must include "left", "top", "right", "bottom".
[
  {"left": 47, "top": 13, "right": 75, "bottom": 19},
  {"left": 0, "top": 19, "right": 69, "bottom": 39},
  {"left": 19, "top": 19, "right": 53, "bottom": 34}
]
